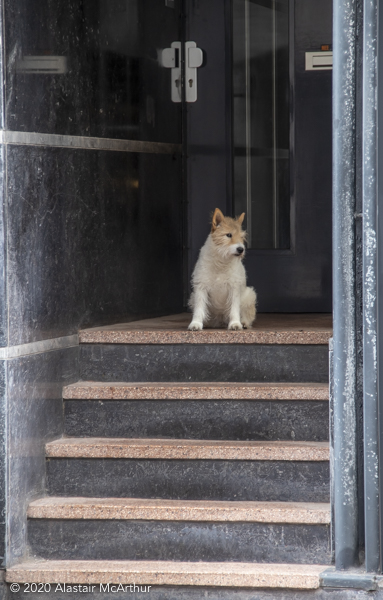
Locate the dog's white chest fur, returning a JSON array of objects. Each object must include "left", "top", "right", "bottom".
[{"left": 196, "top": 237, "right": 246, "bottom": 309}]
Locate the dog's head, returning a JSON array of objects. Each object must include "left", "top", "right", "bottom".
[{"left": 210, "top": 208, "right": 246, "bottom": 259}]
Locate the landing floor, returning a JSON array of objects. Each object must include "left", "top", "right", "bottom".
[{"left": 80, "top": 313, "right": 333, "bottom": 345}]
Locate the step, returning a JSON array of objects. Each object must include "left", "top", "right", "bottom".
[
  {"left": 46, "top": 440, "right": 329, "bottom": 502},
  {"left": 80, "top": 343, "right": 329, "bottom": 383},
  {"left": 6, "top": 560, "right": 327, "bottom": 589},
  {"left": 46, "top": 438, "right": 329, "bottom": 461},
  {"left": 79, "top": 314, "right": 331, "bottom": 383},
  {"left": 28, "top": 497, "right": 331, "bottom": 523},
  {"left": 79, "top": 313, "right": 333, "bottom": 345},
  {"left": 27, "top": 521, "right": 331, "bottom": 563},
  {"left": 63, "top": 382, "right": 329, "bottom": 441},
  {"left": 63, "top": 381, "right": 329, "bottom": 400},
  {"left": 27, "top": 498, "right": 331, "bottom": 563}
]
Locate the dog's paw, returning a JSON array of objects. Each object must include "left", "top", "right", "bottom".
[
  {"left": 188, "top": 321, "right": 203, "bottom": 331},
  {"left": 242, "top": 323, "right": 248, "bottom": 329},
  {"left": 228, "top": 321, "right": 243, "bottom": 331}
]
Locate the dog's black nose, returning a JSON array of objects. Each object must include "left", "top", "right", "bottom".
[{"left": 237, "top": 247, "right": 244, "bottom": 254}]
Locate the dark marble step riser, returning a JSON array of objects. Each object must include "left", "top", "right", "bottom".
[
  {"left": 27, "top": 520, "right": 331, "bottom": 564},
  {"left": 6, "top": 588, "right": 381, "bottom": 600},
  {"left": 47, "top": 459, "right": 330, "bottom": 502},
  {"left": 80, "top": 345, "right": 329, "bottom": 383},
  {"left": 64, "top": 400, "right": 329, "bottom": 441}
]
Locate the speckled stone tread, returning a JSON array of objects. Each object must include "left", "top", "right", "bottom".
[
  {"left": 46, "top": 438, "right": 329, "bottom": 461},
  {"left": 6, "top": 560, "right": 327, "bottom": 589},
  {"left": 63, "top": 382, "right": 329, "bottom": 400},
  {"left": 27, "top": 497, "right": 331, "bottom": 524},
  {"left": 63, "top": 381, "right": 329, "bottom": 400},
  {"left": 79, "top": 313, "right": 332, "bottom": 345}
]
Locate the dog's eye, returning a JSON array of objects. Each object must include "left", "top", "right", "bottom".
[{"left": 226, "top": 233, "right": 232, "bottom": 238}]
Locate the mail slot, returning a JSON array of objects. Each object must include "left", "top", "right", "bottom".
[{"left": 305, "top": 51, "right": 333, "bottom": 71}]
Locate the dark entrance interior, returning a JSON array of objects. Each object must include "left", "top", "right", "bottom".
[
  {"left": 4, "top": 0, "right": 333, "bottom": 351},
  {"left": 0, "top": 0, "right": 333, "bottom": 571},
  {"left": 187, "top": 0, "right": 333, "bottom": 312}
]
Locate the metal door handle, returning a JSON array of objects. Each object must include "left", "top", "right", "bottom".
[
  {"left": 161, "top": 41, "right": 203, "bottom": 103},
  {"left": 161, "top": 41, "right": 182, "bottom": 103},
  {"left": 185, "top": 42, "right": 203, "bottom": 103}
]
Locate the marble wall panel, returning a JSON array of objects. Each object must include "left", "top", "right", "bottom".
[
  {"left": 4, "top": 0, "right": 182, "bottom": 143},
  {"left": 0, "top": 144, "right": 7, "bottom": 348},
  {"left": 0, "top": 361, "right": 5, "bottom": 565},
  {"left": 1, "top": 0, "right": 185, "bottom": 575},
  {"left": 6, "top": 347, "right": 78, "bottom": 566},
  {"left": 6, "top": 145, "right": 183, "bottom": 346}
]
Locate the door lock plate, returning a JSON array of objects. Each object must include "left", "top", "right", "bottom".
[
  {"left": 161, "top": 41, "right": 203, "bottom": 103},
  {"left": 161, "top": 41, "right": 182, "bottom": 103},
  {"left": 185, "top": 42, "right": 203, "bottom": 102}
]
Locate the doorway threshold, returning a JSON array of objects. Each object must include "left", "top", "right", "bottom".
[{"left": 79, "top": 313, "right": 333, "bottom": 345}]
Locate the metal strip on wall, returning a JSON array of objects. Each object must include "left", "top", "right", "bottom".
[
  {"left": 0, "top": 334, "right": 79, "bottom": 359},
  {"left": 1, "top": 131, "right": 182, "bottom": 155}
]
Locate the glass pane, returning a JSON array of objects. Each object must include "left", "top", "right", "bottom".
[
  {"left": 233, "top": 0, "right": 290, "bottom": 249},
  {"left": 5, "top": 0, "right": 182, "bottom": 143}
]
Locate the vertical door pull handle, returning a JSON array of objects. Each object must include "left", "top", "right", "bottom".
[
  {"left": 161, "top": 41, "right": 203, "bottom": 103},
  {"left": 161, "top": 41, "right": 182, "bottom": 103},
  {"left": 185, "top": 42, "right": 203, "bottom": 102}
]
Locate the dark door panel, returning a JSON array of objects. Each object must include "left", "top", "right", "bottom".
[
  {"left": 187, "top": 0, "right": 332, "bottom": 312},
  {"left": 234, "top": 0, "right": 333, "bottom": 311},
  {"left": 185, "top": 0, "right": 233, "bottom": 286}
]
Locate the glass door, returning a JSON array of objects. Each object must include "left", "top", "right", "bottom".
[
  {"left": 185, "top": 0, "right": 332, "bottom": 311},
  {"left": 233, "top": 0, "right": 290, "bottom": 249}
]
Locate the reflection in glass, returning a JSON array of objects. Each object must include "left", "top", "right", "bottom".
[
  {"left": 233, "top": 0, "right": 290, "bottom": 249},
  {"left": 6, "top": 0, "right": 181, "bottom": 143}
]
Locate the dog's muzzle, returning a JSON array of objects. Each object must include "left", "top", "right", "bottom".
[{"left": 235, "top": 246, "right": 244, "bottom": 256}]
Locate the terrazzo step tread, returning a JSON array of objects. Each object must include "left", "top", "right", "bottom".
[
  {"left": 63, "top": 382, "right": 329, "bottom": 400},
  {"left": 79, "top": 313, "right": 332, "bottom": 345},
  {"left": 5, "top": 560, "right": 327, "bottom": 589},
  {"left": 46, "top": 438, "right": 329, "bottom": 461},
  {"left": 27, "top": 497, "right": 331, "bottom": 524}
]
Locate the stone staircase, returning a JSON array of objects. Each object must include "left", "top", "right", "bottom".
[{"left": 6, "top": 313, "right": 333, "bottom": 598}]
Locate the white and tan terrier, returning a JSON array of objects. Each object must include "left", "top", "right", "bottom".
[{"left": 188, "top": 208, "right": 257, "bottom": 331}]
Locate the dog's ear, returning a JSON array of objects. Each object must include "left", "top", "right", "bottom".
[
  {"left": 211, "top": 208, "right": 225, "bottom": 232},
  {"left": 237, "top": 212, "right": 245, "bottom": 226}
]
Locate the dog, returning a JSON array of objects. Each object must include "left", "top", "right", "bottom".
[{"left": 188, "top": 208, "right": 257, "bottom": 331}]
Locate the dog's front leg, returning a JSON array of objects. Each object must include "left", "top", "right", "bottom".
[
  {"left": 188, "top": 288, "right": 208, "bottom": 330},
  {"left": 228, "top": 288, "right": 243, "bottom": 330}
]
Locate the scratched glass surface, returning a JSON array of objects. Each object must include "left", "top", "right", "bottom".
[
  {"left": 5, "top": 0, "right": 182, "bottom": 143},
  {"left": 232, "top": 0, "right": 290, "bottom": 249}
]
